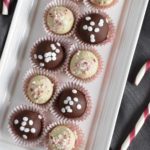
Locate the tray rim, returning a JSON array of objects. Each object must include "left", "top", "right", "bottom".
[{"left": 0, "top": 0, "right": 149, "bottom": 150}]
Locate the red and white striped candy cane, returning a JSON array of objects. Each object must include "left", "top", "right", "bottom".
[
  {"left": 120, "top": 103, "right": 150, "bottom": 150},
  {"left": 135, "top": 60, "right": 150, "bottom": 86},
  {"left": 2, "top": 0, "right": 11, "bottom": 15}
]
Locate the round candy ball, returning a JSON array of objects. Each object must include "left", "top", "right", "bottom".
[
  {"left": 11, "top": 110, "right": 43, "bottom": 141},
  {"left": 90, "top": 0, "right": 114, "bottom": 7},
  {"left": 26, "top": 75, "right": 54, "bottom": 104},
  {"left": 76, "top": 13, "right": 109, "bottom": 44},
  {"left": 32, "top": 40, "right": 66, "bottom": 70},
  {"left": 56, "top": 88, "right": 87, "bottom": 118},
  {"left": 48, "top": 125, "right": 77, "bottom": 150},
  {"left": 69, "top": 50, "right": 99, "bottom": 80},
  {"left": 45, "top": 6, "right": 75, "bottom": 35}
]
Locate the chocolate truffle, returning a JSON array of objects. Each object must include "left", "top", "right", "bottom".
[
  {"left": 48, "top": 125, "right": 77, "bottom": 150},
  {"left": 76, "top": 13, "right": 109, "bottom": 44},
  {"left": 69, "top": 50, "right": 99, "bottom": 80},
  {"left": 26, "top": 75, "right": 54, "bottom": 104},
  {"left": 32, "top": 40, "right": 66, "bottom": 70},
  {"left": 56, "top": 88, "right": 87, "bottom": 118},
  {"left": 90, "top": 0, "right": 114, "bottom": 7},
  {"left": 45, "top": 6, "right": 75, "bottom": 35},
  {"left": 11, "top": 110, "right": 43, "bottom": 141}
]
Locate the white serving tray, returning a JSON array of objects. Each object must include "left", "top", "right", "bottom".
[{"left": 0, "top": 0, "right": 148, "bottom": 150}]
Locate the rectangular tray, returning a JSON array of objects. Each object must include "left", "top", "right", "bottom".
[{"left": 0, "top": 0, "right": 148, "bottom": 150}]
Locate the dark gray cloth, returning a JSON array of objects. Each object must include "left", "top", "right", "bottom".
[
  {"left": 0, "top": 0, "right": 150, "bottom": 150},
  {"left": 111, "top": 1, "right": 150, "bottom": 150},
  {"left": 0, "top": 0, "right": 17, "bottom": 56}
]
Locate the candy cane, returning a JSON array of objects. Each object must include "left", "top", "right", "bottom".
[
  {"left": 135, "top": 60, "right": 150, "bottom": 86},
  {"left": 120, "top": 103, "right": 150, "bottom": 150},
  {"left": 2, "top": 0, "right": 11, "bottom": 15}
]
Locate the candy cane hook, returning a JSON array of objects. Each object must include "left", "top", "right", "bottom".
[{"left": 2, "top": 0, "right": 11, "bottom": 15}]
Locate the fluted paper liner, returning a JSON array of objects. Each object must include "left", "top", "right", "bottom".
[
  {"left": 65, "top": 44, "right": 103, "bottom": 83},
  {"left": 43, "top": 0, "right": 80, "bottom": 38},
  {"left": 43, "top": 120, "right": 84, "bottom": 150},
  {"left": 30, "top": 36, "right": 70, "bottom": 74},
  {"left": 50, "top": 82, "right": 92, "bottom": 122},
  {"left": 23, "top": 68, "right": 58, "bottom": 111}
]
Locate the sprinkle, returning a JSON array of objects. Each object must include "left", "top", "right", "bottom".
[
  {"left": 52, "top": 57, "right": 57, "bottom": 61},
  {"left": 31, "top": 128, "right": 36, "bottom": 133},
  {"left": 21, "top": 121, "right": 27, "bottom": 127},
  {"left": 38, "top": 115, "right": 42, "bottom": 120},
  {"left": 72, "top": 89, "right": 77, "bottom": 94},
  {"left": 69, "top": 101, "right": 74, "bottom": 106},
  {"left": 50, "top": 44, "right": 56, "bottom": 50},
  {"left": 52, "top": 52, "right": 56, "bottom": 57},
  {"left": 67, "top": 109, "right": 73, "bottom": 113},
  {"left": 56, "top": 42, "right": 61, "bottom": 46},
  {"left": 94, "top": 28, "right": 100, "bottom": 33},
  {"left": 44, "top": 52, "right": 52, "bottom": 57},
  {"left": 88, "top": 26, "right": 93, "bottom": 32},
  {"left": 77, "top": 104, "right": 82, "bottom": 110},
  {"left": 29, "top": 120, "right": 33, "bottom": 126},
  {"left": 22, "top": 135, "right": 28, "bottom": 140},
  {"left": 65, "top": 106, "right": 71, "bottom": 110},
  {"left": 85, "top": 16, "right": 91, "bottom": 21},
  {"left": 90, "top": 34, "right": 96, "bottom": 43},
  {"left": 38, "top": 55, "right": 43, "bottom": 60},
  {"left": 23, "top": 117, "right": 28, "bottom": 121},
  {"left": 90, "top": 21, "right": 95, "bottom": 26},
  {"left": 56, "top": 49, "right": 60, "bottom": 53},
  {"left": 40, "top": 63, "right": 45, "bottom": 67},
  {"left": 45, "top": 57, "right": 51, "bottom": 63},
  {"left": 24, "top": 128, "right": 30, "bottom": 133},
  {"left": 20, "top": 126, "right": 25, "bottom": 131},
  {"left": 64, "top": 100, "right": 69, "bottom": 104},
  {"left": 66, "top": 96, "right": 72, "bottom": 101},
  {"left": 74, "top": 97, "right": 79, "bottom": 102},
  {"left": 61, "top": 108, "right": 66, "bottom": 113},
  {"left": 98, "top": 19, "right": 104, "bottom": 27},
  {"left": 14, "top": 119, "right": 19, "bottom": 125},
  {"left": 83, "top": 25, "right": 88, "bottom": 30},
  {"left": 34, "top": 54, "right": 37, "bottom": 59}
]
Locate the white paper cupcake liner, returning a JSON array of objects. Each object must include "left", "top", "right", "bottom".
[
  {"left": 23, "top": 68, "right": 58, "bottom": 111},
  {"left": 8, "top": 105, "right": 46, "bottom": 147},
  {"left": 74, "top": 10, "right": 115, "bottom": 47},
  {"left": 30, "top": 36, "right": 71, "bottom": 74},
  {"left": 83, "top": 0, "right": 118, "bottom": 10},
  {"left": 65, "top": 44, "right": 103, "bottom": 83},
  {"left": 43, "top": 120, "right": 84, "bottom": 150},
  {"left": 43, "top": 0, "right": 80, "bottom": 38},
  {"left": 50, "top": 82, "right": 92, "bottom": 123}
]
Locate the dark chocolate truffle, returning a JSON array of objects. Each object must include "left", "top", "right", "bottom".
[
  {"left": 32, "top": 40, "right": 66, "bottom": 70},
  {"left": 76, "top": 13, "right": 109, "bottom": 44},
  {"left": 11, "top": 110, "right": 43, "bottom": 141},
  {"left": 56, "top": 88, "right": 87, "bottom": 118}
]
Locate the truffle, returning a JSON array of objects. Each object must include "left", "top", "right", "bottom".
[
  {"left": 90, "top": 0, "right": 114, "bottom": 7},
  {"left": 32, "top": 40, "right": 66, "bottom": 70},
  {"left": 26, "top": 75, "right": 54, "bottom": 104},
  {"left": 45, "top": 6, "right": 75, "bottom": 35},
  {"left": 69, "top": 50, "right": 99, "bottom": 80},
  {"left": 76, "top": 13, "right": 109, "bottom": 44},
  {"left": 56, "top": 88, "right": 87, "bottom": 118},
  {"left": 48, "top": 125, "right": 77, "bottom": 150},
  {"left": 11, "top": 110, "right": 43, "bottom": 141}
]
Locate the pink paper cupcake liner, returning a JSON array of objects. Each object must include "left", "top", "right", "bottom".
[
  {"left": 65, "top": 44, "right": 103, "bottom": 83},
  {"left": 50, "top": 82, "right": 92, "bottom": 122},
  {"left": 30, "top": 36, "right": 70, "bottom": 74},
  {"left": 83, "top": 0, "right": 118, "bottom": 10},
  {"left": 8, "top": 105, "right": 46, "bottom": 147},
  {"left": 43, "top": 0, "right": 80, "bottom": 38},
  {"left": 74, "top": 10, "right": 115, "bottom": 47},
  {"left": 23, "top": 68, "right": 58, "bottom": 111},
  {"left": 43, "top": 120, "right": 84, "bottom": 150}
]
